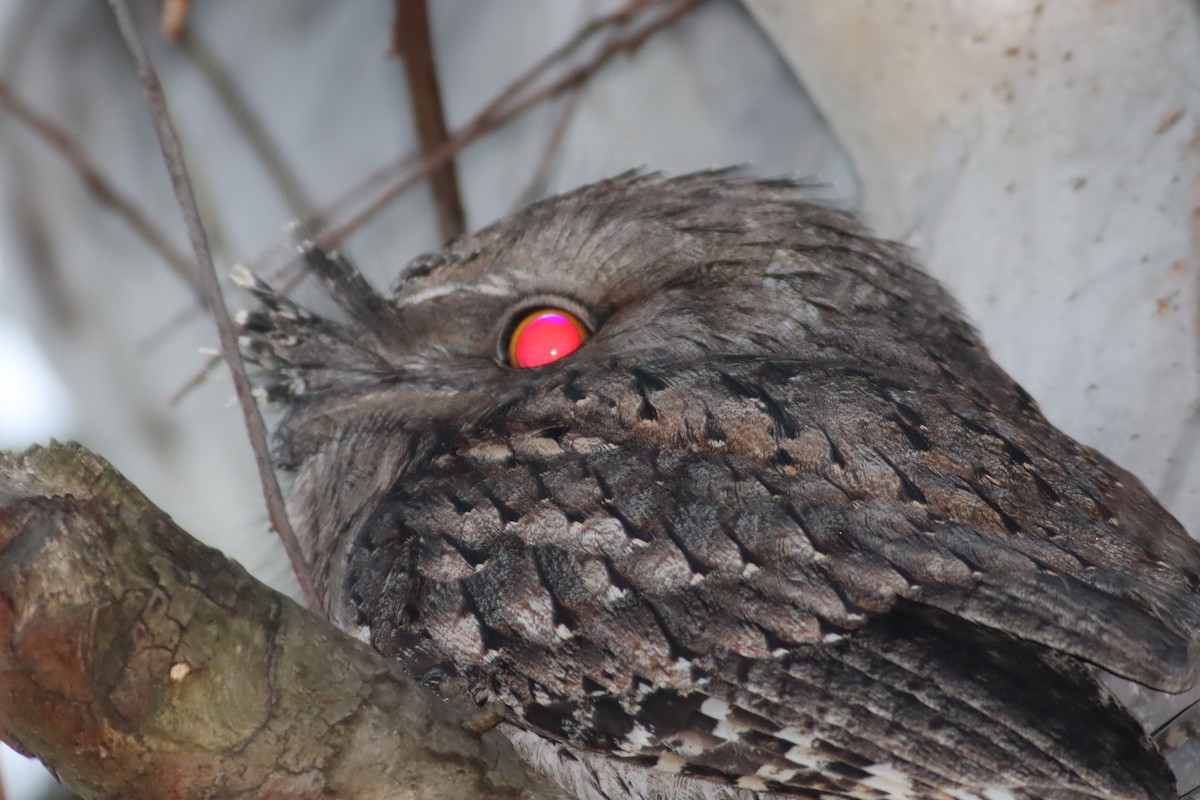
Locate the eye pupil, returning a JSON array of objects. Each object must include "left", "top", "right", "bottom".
[{"left": 508, "top": 309, "right": 589, "bottom": 368}]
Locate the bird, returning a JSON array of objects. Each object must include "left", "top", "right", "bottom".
[{"left": 237, "top": 171, "right": 1200, "bottom": 800}]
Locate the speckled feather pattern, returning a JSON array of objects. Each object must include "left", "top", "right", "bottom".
[{"left": 239, "top": 172, "right": 1200, "bottom": 800}]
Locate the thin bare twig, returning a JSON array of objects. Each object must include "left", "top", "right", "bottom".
[
  {"left": 136, "top": 28, "right": 321, "bottom": 356},
  {"left": 391, "top": 0, "right": 466, "bottom": 242},
  {"left": 511, "top": 85, "right": 586, "bottom": 212},
  {"left": 319, "top": 0, "right": 703, "bottom": 251},
  {"left": 105, "top": 0, "right": 317, "bottom": 610},
  {"left": 167, "top": 351, "right": 223, "bottom": 406},
  {"left": 0, "top": 80, "right": 202, "bottom": 301},
  {"left": 177, "top": 29, "right": 317, "bottom": 219},
  {"left": 246, "top": 0, "right": 684, "bottom": 262}
]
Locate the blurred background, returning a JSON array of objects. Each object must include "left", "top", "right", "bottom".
[{"left": 0, "top": 1, "right": 1196, "bottom": 797}]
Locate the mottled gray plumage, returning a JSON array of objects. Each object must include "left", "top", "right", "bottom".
[{"left": 239, "top": 172, "right": 1200, "bottom": 800}]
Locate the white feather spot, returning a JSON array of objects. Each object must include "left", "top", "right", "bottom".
[
  {"left": 1165, "top": 725, "right": 1189, "bottom": 748},
  {"left": 396, "top": 279, "right": 513, "bottom": 308},
  {"left": 229, "top": 263, "right": 254, "bottom": 287},
  {"left": 479, "top": 276, "right": 514, "bottom": 296},
  {"left": 346, "top": 623, "right": 372, "bottom": 644},
  {"left": 554, "top": 623, "right": 574, "bottom": 640},
  {"left": 622, "top": 724, "right": 654, "bottom": 751},
  {"left": 712, "top": 718, "right": 743, "bottom": 741},
  {"left": 395, "top": 283, "right": 464, "bottom": 307},
  {"left": 517, "top": 436, "right": 563, "bottom": 456},
  {"left": 564, "top": 435, "right": 617, "bottom": 453},
  {"left": 784, "top": 744, "right": 825, "bottom": 770},
  {"left": 662, "top": 658, "right": 693, "bottom": 686},
  {"left": 700, "top": 697, "right": 731, "bottom": 720},
  {"left": 862, "top": 764, "right": 914, "bottom": 799},
  {"left": 757, "top": 764, "right": 798, "bottom": 783},
  {"left": 605, "top": 584, "right": 628, "bottom": 601},
  {"left": 741, "top": 562, "right": 761, "bottom": 577},
  {"left": 465, "top": 442, "right": 514, "bottom": 461},
  {"left": 983, "top": 790, "right": 1017, "bottom": 800},
  {"left": 776, "top": 727, "right": 816, "bottom": 746}
]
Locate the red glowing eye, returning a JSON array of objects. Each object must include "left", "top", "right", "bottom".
[{"left": 507, "top": 308, "right": 590, "bottom": 368}]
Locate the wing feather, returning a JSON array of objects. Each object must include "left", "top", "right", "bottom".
[{"left": 345, "top": 356, "right": 1198, "bottom": 798}]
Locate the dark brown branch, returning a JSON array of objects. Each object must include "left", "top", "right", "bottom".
[
  {"left": 0, "top": 443, "right": 570, "bottom": 800},
  {"left": 105, "top": 0, "right": 317, "bottom": 609},
  {"left": 0, "top": 79, "right": 202, "bottom": 302},
  {"left": 391, "top": 0, "right": 466, "bottom": 243}
]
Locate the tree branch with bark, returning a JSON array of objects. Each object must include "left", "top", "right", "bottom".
[{"left": 0, "top": 442, "right": 569, "bottom": 800}]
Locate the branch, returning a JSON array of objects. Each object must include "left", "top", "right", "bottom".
[
  {"left": 391, "top": 0, "right": 466, "bottom": 242},
  {"left": 0, "top": 442, "right": 570, "bottom": 800},
  {"left": 0, "top": 80, "right": 201, "bottom": 303},
  {"left": 319, "top": 0, "right": 703, "bottom": 251},
  {"left": 160, "top": 0, "right": 191, "bottom": 40},
  {"left": 105, "top": 0, "right": 316, "bottom": 609},
  {"left": 510, "top": 86, "right": 585, "bottom": 212},
  {"left": 175, "top": 28, "right": 318, "bottom": 219}
]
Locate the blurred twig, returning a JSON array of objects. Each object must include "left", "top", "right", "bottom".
[
  {"left": 160, "top": 0, "right": 190, "bottom": 40},
  {"left": 315, "top": 0, "right": 703, "bottom": 251},
  {"left": 176, "top": 29, "right": 317, "bottom": 218},
  {"left": 106, "top": 0, "right": 317, "bottom": 610},
  {"left": 0, "top": 80, "right": 202, "bottom": 302},
  {"left": 512, "top": 85, "right": 585, "bottom": 212},
  {"left": 391, "top": 0, "right": 465, "bottom": 242}
]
